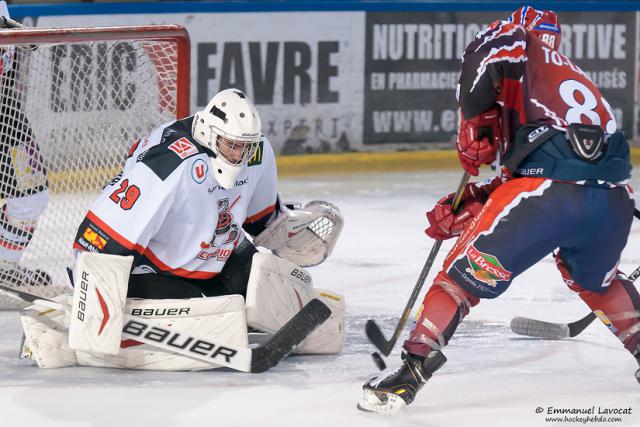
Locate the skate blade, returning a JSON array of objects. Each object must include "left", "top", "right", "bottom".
[{"left": 357, "top": 389, "right": 407, "bottom": 415}]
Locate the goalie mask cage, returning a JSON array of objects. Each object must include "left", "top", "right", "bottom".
[{"left": 0, "top": 25, "right": 190, "bottom": 305}]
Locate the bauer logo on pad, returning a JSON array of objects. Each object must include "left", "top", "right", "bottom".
[{"left": 168, "top": 138, "right": 199, "bottom": 159}]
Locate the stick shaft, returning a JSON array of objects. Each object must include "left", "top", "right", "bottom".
[{"left": 367, "top": 172, "right": 470, "bottom": 354}]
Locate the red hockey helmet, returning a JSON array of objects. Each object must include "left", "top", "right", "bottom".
[{"left": 508, "top": 6, "right": 561, "bottom": 50}]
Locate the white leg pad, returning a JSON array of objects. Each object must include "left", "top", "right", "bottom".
[
  {"left": 69, "top": 252, "right": 133, "bottom": 355},
  {"left": 293, "top": 289, "right": 345, "bottom": 354},
  {"left": 245, "top": 252, "right": 345, "bottom": 354},
  {"left": 20, "top": 295, "right": 77, "bottom": 369},
  {"left": 77, "top": 294, "right": 248, "bottom": 371},
  {"left": 246, "top": 252, "right": 317, "bottom": 332}
]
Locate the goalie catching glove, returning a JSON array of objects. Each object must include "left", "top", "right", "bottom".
[{"left": 253, "top": 200, "right": 343, "bottom": 267}]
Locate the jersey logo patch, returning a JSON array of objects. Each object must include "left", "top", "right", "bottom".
[
  {"left": 168, "top": 138, "right": 199, "bottom": 159},
  {"left": 247, "top": 140, "right": 263, "bottom": 167},
  {"left": 82, "top": 227, "right": 107, "bottom": 251},
  {"left": 465, "top": 246, "right": 512, "bottom": 287},
  {"left": 191, "top": 158, "right": 208, "bottom": 184},
  {"left": 198, "top": 197, "right": 241, "bottom": 261}
]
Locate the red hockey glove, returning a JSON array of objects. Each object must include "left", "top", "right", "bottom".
[
  {"left": 456, "top": 109, "right": 503, "bottom": 176},
  {"left": 425, "top": 178, "right": 504, "bottom": 240}
]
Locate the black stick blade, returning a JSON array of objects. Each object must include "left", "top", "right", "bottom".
[
  {"left": 568, "top": 312, "right": 597, "bottom": 337},
  {"left": 250, "top": 298, "right": 331, "bottom": 373},
  {"left": 371, "top": 352, "right": 387, "bottom": 371},
  {"left": 365, "top": 319, "right": 392, "bottom": 356}
]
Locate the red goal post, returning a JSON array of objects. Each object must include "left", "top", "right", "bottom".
[{"left": 0, "top": 24, "right": 190, "bottom": 118}]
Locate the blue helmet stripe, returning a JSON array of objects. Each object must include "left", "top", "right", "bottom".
[{"left": 521, "top": 6, "right": 529, "bottom": 25}]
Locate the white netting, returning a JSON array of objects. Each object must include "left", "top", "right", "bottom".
[{"left": 0, "top": 27, "right": 187, "bottom": 308}]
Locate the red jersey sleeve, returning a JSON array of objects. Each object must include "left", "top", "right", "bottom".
[{"left": 458, "top": 21, "right": 528, "bottom": 119}]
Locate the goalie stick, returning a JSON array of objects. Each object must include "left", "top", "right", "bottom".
[
  {"left": 366, "top": 172, "right": 470, "bottom": 359},
  {"left": 0, "top": 283, "right": 330, "bottom": 373},
  {"left": 511, "top": 259, "right": 640, "bottom": 340}
]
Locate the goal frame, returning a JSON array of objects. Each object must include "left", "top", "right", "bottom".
[
  {"left": 0, "top": 24, "right": 191, "bottom": 118},
  {"left": 0, "top": 25, "right": 191, "bottom": 308}
]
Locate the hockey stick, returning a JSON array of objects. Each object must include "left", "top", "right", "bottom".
[
  {"left": 511, "top": 208, "right": 640, "bottom": 340},
  {"left": 510, "top": 311, "right": 596, "bottom": 340},
  {"left": 0, "top": 283, "right": 330, "bottom": 373},
  {"left": 366, "top": 172, "right": 470, "bottom": 357},
  {"left": 510, "top": 264, "right": 640, "bottom": 339}
]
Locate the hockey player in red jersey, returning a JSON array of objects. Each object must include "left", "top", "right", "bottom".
[
  {"left": 18, "top": 88, "right": 346, "bottom": 371},
  {"left": 359, "top": 6, "right": 637, "bottom": 413}
]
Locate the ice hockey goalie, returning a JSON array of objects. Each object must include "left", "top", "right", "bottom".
[{"left": 19, "top": 88, "right": 345, "bottom": 371}]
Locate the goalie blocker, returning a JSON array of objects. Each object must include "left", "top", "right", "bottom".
[{"left": 20, "top": 250, "right": 344, "bottom": 371}]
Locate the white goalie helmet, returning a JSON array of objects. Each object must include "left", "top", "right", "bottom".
[{"left": 192, "top": 88, "right": 262, "bottom": 189}]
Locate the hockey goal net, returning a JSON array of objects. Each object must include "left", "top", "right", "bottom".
[{"left": 0, "top": 25, "right": 190, "bottom": 308}]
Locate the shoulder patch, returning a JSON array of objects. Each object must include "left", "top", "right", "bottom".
[
  {"left": 247, "top": 140, "right": 264, "bottom": 167},
  {"left": 168, "top": 138, "right": 199, "bottom": 159},
  {"left": 139, "top": 116, "right": 209, "bottom": 181}
]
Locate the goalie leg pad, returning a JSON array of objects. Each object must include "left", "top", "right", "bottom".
[
  {"left": 246, "top": 252, "right": 317, "bottom": 332},
  {"left": 20, "top": 295, "right": 77, "bottom": 369},
  {"left": 245, "top": 252, "right": 344, "bottom": 354},
  {"left": 69, "top": 252, "right": 133, "bottom": 355},
  {"left": 293, "top": 288, "right": 345, "bottom": 354},
  {"left": 77, "top": 294, "right": 249, "bottom": 371}
]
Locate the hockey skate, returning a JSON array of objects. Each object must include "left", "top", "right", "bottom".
[{"left": 357, "top": 350, "right": 447, "bottom": 414}]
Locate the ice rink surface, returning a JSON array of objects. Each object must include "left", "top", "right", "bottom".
[{"left": 2, "top": 169, "right": 640, "bottom": 427}]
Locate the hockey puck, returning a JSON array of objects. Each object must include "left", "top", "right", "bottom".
[{"left": 371, "top": 352, "right": 387, "bottom": 371}]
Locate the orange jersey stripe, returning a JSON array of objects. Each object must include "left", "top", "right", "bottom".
[
  {"left": 443, "top": 177, "right": 549, "bottom": 270},
  {"left": 82, "top": 211, "right": 218, "bottom": 280},
  {"left": 245, "top": 203, "right": 275, "bottom": 224},
  {"left": 142, "top": 248, "right": 218, "bottom": 279},
  {"left": 85, "top": 210, "right": 146, "bottom": 255}
]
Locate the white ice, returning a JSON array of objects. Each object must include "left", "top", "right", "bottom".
[{"left": 1, "top": 170, "right": 639, "bottom": 427}]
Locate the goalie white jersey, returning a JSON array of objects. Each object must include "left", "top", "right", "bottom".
[{"left": 73, "top": 116, "right": 278, "bottom": 280}]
